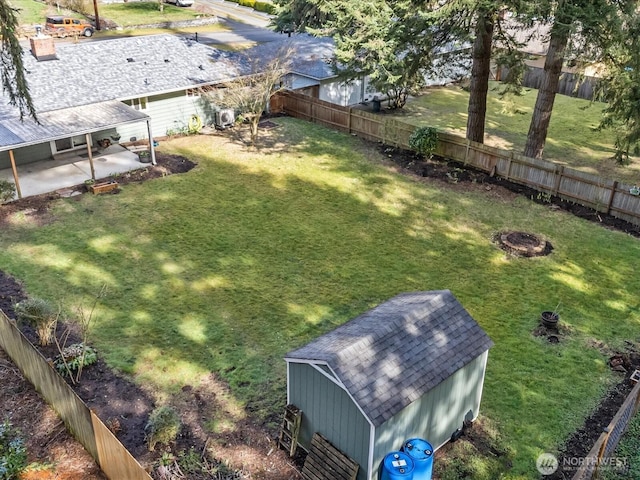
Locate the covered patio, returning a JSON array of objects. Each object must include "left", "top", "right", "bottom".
[
  {"left": 0, "top": 144, "right": 144, "bottom": 198},
  {"left": 0, "top": 100, "right": 155, "bottom": 201}
]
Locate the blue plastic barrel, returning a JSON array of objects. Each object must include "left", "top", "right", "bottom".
[
  {"left": 380, "top": 451, "right": 415, "bottom": 480},
  {"left": 402, "top": 438, "right": 433, "bottom": 480}
]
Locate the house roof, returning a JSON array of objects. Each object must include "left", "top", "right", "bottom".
[
  {"left": 16, "top": 34, "right": 248, "bottom": 114},
  {"left": 285, "top": 290, "right": 494, "bottom": 427},
  {"left": 0, "top": 34, "right": 249, "bottom": 150},
  {"left": 243, "top": 35, "right": 336, "bottom": 81},
  {"left": 0, "top": 100, "right": 149, "bottom": 152}
]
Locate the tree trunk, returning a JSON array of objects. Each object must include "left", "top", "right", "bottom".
[
  {"left": 524, "top": 28, "right": 569, "bottom": 158},
  {"left": 466, "top": 9, "right": 494, "bottom": 144}
]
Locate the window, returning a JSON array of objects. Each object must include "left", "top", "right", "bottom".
[{"left": 124, "top": 97, "right": 148, "bottom": 111}]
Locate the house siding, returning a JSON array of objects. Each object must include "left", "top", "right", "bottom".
[
  {"left": 371, "top": 350, "right": 489, "bottom": 479},
  {"left": 117, "top": 92, "right": 214, "bottom": 143},
  {"left": 319, "top": 79, "right": 363, "bottom": 106},
  {"left": 0, "top": 143, "right": 52, "bottom": 169},
  {"left": 288, "top": 362, "right": 371, "bottom": 480}
]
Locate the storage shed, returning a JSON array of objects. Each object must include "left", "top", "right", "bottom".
[{"left": 285, "top": 290, "right": 494, "bottom": 480}]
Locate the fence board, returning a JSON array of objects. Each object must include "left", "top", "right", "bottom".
[
  {"left": 0, "top": 310, "right": 152, "bottom": 480},
  {"left": 276, "top": 91, "right": 640, "bottom": 228},
  {"left": 572, "top": 380, "right": 640, "bottom": 480}
]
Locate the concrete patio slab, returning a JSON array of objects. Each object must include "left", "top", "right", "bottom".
[{"left": 0, "top": 145, "right": 146, "bottom": 200}]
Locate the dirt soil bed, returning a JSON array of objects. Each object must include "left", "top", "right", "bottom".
[{"left": 1, "top": 146, "right": 640, "bottom": 478}]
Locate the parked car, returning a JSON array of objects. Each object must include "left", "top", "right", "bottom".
[
  {"left": 44, "top": 16, "right": 94, "bottom": 38},
  {"left": 164, "top": 0, "right": 194, "bottom": 6}
]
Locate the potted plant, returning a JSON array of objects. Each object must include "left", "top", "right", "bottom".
[{"left": 541, "top": 303, "right": 561, "bottom": 329}]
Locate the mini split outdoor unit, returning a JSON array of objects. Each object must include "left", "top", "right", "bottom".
[{"left": 215, "top": 109, "right": 235, "bottom": 129}]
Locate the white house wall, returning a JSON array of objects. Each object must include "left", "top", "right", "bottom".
[
  {"left": 0, "top": 143, "right": 52, "bottom": 169},
  {"left": 319, "top": 79, "right": 364, "bottom": 107}
]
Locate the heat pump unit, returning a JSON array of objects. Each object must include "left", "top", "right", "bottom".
[{"left": 215, "top": 109, "right": 235, "bottom": 129}]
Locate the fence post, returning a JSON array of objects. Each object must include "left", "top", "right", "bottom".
[
  {"left": 348, "top": 107, "right": 352, "bottom": 134},
  {"left": 606, "top": 181, "right": 618, "bottom": 216},
  {"left": 505, "top": 153, "right": 513, "bottom": 180},
  {"left": 464, "top": 139, "right": 470, "bottom": 165},
  {"left": 594, "top": 427, "right": 611, "bottom": 478},
  {"left": 553, "top": 165, "right": 564, "bottom": 196}
]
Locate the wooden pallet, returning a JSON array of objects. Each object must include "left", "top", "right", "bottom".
[
  {"left": 278, "top": 404, "right": 302, "bottom": 457},
  {"left": 302, "top": 433, "right": 359, "bottom": 480}
]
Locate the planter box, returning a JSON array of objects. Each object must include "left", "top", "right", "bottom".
[{"left": 89, "top": 181, "right": 118, "bottom": 194}]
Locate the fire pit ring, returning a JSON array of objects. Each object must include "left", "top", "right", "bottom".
[{"left": 496, "top": 231, "right": 552, "bottom": 257}]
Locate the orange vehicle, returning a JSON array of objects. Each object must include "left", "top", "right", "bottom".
[{"left": 44, "top": 16, "right": 95, "bottom": 38}]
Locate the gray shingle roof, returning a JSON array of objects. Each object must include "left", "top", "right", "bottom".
[
  {"left": 243, "top": 35, "right": 336, "bottom": 80},
  {"left": 14, "top": 34, "right": 248, "bottom": 113},
  {"left": 285, "top": 290, "right": 493, "bottom": 427}
]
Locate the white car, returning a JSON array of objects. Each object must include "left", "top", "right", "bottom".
[{"left": 165, "top": 0, "right": 194, "bottom": 6}]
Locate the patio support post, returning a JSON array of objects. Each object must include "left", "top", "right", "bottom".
[
  {"left": 146, "top": 120, "right": 157, "bottom": 165},
  {"left": 86, "top": 134, "right": 96, "bottom": 180},
  {"left": 8, "top": 150, "right": 22, "bottom": 199}
]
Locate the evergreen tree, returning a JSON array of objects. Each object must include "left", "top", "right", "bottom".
[
  {"left": 0, "top": 0, "right": 37, "bottom": 121},
  {"left": 523, "top": 0, "right": 630, "bottom": 159},
  {"left": 599, "top": 8, "right": 640, "bottom": 164}
]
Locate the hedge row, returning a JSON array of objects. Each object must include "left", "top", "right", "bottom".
[{"left": 226, "top": 0, "right": 276, "bottom": 15}]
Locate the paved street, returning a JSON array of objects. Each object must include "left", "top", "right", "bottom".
[
  {"left": 195, "top": 17, "right": 285, "bottom": 45},
  {"left": 196, "top": 0, "right": 272, "bottom": 28}
]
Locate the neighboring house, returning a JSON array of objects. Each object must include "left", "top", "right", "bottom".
[
  {"left": 285, "top": 290, "right": 494, "bottom": 480},
  {"left": 245, "top": 36, "right": 384, "bottom": 107},
  {"left": 0, "top": 34, "right": 247, "bottom": 173}
]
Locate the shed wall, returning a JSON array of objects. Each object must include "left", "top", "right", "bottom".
[
  {"left": 372, "top": 351, "right": 489, "bottom": 479},
  {"left": 288, "top": 362, "right": 371, "bottom": 480}
]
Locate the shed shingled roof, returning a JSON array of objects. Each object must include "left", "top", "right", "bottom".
[{"left": 285, "top": 290, "right": 493, "bottom": 427}]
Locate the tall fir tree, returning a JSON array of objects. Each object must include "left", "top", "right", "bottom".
[
  {"left": 523, "top": 0, "right": 630, "bottom": 159},
  {"left": 0, "top": 0, "right": 37, "bottom": 121}
]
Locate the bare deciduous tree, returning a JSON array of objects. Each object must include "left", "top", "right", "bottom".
[{"left": 208, "top": 44, "right": 294, "bottom": 146}]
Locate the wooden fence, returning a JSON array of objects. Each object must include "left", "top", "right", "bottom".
[
  {"left": 498, "top": 66, "right": 600, "bottom": 100},
  {"left": 0, "top": 310, "right": 152, "bottom": 480},
  {"left": 572, "top": 378, "right": 640, "bottom": 480},
  {"left": 273, "top": 91, "right": 640, "bottom": 228}
]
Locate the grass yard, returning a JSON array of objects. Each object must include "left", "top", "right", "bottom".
[
  {"left": 394, "top": 82, "right": 640, "bottom": 184},
  {"left": 1, "top": 118, "right": 639, "bottom": 478},
  {"left": 11, "top": 0, "right": 225, "bottom": 34}
]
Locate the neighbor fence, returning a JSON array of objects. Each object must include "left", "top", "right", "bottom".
[
  {"left": 571, "top": 378, "right": 640, "bottom": 480},
  {"left": 0, "top": 310, "right": 152, "bottom": 480},
  {"left": 272, "top": 91, "right": 640, "bottom": 228}
]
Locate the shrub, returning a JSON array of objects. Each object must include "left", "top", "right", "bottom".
[
  {"left": 239, "top": 0, "right": 256, "bottom": 8},
  {"left": 145, "top": 406, "right": 181, "bottom": 451},
  {"left": 14, "top": 298, "right": 57, "bottom": 346},
  {"left": 54, "top": 343, "right": 98, "bottom": 377},
  {"left": 254, "top": 0, "right": 276, "bottom": 13},
  {"left": 0, "top": 421, "right": 27, "bottom": 480},
  {"left": 409, "top": 126, "right": 439, "bottom": 158},
  {"left": 0, "top": 180, "right": 16, "bottom": 204}
]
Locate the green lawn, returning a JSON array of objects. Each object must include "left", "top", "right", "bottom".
[
  {"left": 11, "top": 0, "right": 225, "bottom": 34},
  {"left": 394, "top": 82, "right": 640, "bottom": 184},
  {"left": 1, "top": 118, "right": 639, "bottom": 478}
]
